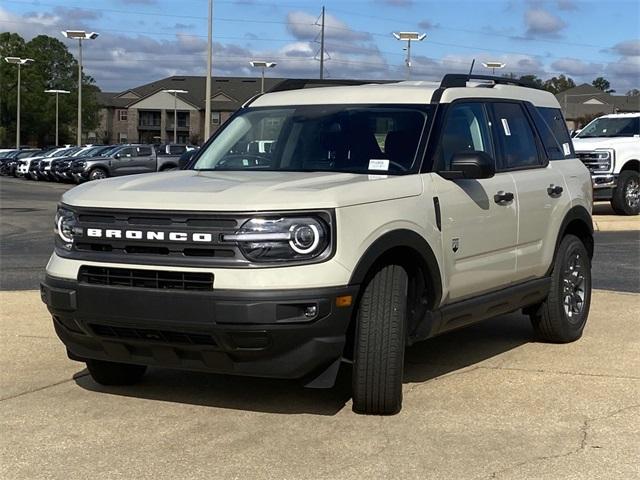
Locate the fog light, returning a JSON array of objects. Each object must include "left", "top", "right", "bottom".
[{"left": 304, "top": 305, "right": 318, "bottom": 318}]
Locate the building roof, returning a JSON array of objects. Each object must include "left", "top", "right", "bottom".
[
  {"left": 97, "top": 91, "right": 132, "bottom": 108},
  {"left": 555, "top": 83, "right": 640, "bottom": 119}
]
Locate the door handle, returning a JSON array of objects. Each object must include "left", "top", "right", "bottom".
[
  {"left": 494, "top": 191, "right": 514, "bottom": 205},
  {"left": 547, "top": 184, "right": 563, "bottom": 197}
]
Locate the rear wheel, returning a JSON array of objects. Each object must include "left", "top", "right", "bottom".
[
  {"left": 86, "top": 359, "right": 147, "bottom": 386},
  {"left": 89, "top": 168, "right": 107, "bottom": 181},
  {"left": 530, "top": 234, "right": 591, "bottom": 343},
  {"left": 611, "top": 170, "right": 640, "bottom": 215},
  {"left": 352, "top": 264, "right": 408, "bottom": 415}
]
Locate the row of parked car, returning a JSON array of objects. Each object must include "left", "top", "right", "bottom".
[{"left": 0, "top": 143, "right": 200, "bottom": 183}]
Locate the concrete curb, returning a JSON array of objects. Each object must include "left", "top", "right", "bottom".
[{"left": 593, "top": 217, "right": 640, "bottom": 232}]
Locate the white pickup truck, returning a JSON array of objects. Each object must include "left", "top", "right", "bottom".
[{"left": 573, "top": 113, "right": 640, "bottom": 215}]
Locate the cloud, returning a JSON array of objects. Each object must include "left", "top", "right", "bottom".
[
  {"left": 524, "top": 8, "right": 566, "bottom": 37},
  {"left": 379, "top": 0, "right": 414, "bottom": 6},
  {"left": 550, "top": 58, "right": 603, "bottom": 76},
  {"left": 417, "top": 19, "right": 439, "bottom": 30},
  {"left": 611, "top": 39, "right": 640, "bottom": 57},
  {"left": 556, "top": 0, "right": 577, "bottom": 10},
  {"left": 286, "top": 11, "right": 371, "bottom": 43},
  {"left": 174, "top": 23, "right": 195, "bottom": 30}
]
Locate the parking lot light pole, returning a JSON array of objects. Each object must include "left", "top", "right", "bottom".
[
  {"left": 482, "top": 61, "right": 506, "bottom": 75},
  {"left": 4, "top": 57, "right": 34, "bottom": 148},
  {"left": 61, "top": 30, "right": 99, "bottom": 147},
  {"left": 44, "top": 89, "right": 70, "bottom": 146},
  {"left": 162, "top": 89, "right": 189, "bottom": 144},
  {"left": 249, "top": 61, "right": 277, "bottom": 93},
  {"left": 392, "top": 32, "right": 426, "bottom": 80}
]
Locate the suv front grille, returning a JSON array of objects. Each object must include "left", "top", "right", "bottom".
[
  {"left": 79, "top": 266, "right": 213, "bottom": 291},
  {"left": 89, "top": 323, "right": 218, "bottom": 346},
  {"left": 577, "top": 152, "right": 612, "bottom": 173}
]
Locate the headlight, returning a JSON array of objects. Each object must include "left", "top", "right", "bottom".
[
  {"left": 54, "top": 207, "right": 81, "bottom": 249},
  {"left": 593, "top": 150, "right": 613, "bottom": 171},
  {"left": 223, "top": 216, "right": 330, "bottom": 262}
]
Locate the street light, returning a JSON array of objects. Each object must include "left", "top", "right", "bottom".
[
  {"left": 249, "top": 61, "right": 277, "bottom": 93},
  {"left": 44, "top": 89, "right": 70, "bottom": 146},
  {"left": 392, "top": 32, "right": 426, "bottom": 80},
  {"left": 162, "top": 89, "right": 189, "bottom": 144},
  {"left": 61, "top": 30, "right": 99, "bottom": 147},
  {"left": 4, "top": 57, "right": 34, "bottom": 149},
  {"left": 482, "top": 61, "right": 506, "bottom": 75}
]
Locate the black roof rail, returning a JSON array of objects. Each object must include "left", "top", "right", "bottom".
[
  {"left": 440, "top": 73, "right": 533, "bottom": 89},
  {"left": 268, "top": 78, "right": 388, "bottom": 93}
]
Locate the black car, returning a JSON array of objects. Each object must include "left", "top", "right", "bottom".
[{"left": 0, "top": 149, "right": 41, "bottom": 176}]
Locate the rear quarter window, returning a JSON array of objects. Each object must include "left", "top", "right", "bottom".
[{"left": 535, "top": 107, "right": 574, "bottom": 160}]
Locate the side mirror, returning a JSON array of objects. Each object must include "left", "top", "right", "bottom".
[{"left": 439, "top": 151, "right": 495, "bottom": 180}]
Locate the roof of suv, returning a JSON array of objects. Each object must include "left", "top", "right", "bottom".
[{"left": 252, "top": 78, "right": 561, "bottom": 109}]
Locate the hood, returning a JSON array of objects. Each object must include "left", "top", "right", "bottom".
[
  {"left": 62, "top": 170, "right": 423, "bottom": 211},
  {"left": 573, "top": 136, "right": 638, "bottom": 151}
]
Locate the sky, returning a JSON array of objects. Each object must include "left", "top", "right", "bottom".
[{"left": 1, "top": 0, "right": 639, "bottom": 93}]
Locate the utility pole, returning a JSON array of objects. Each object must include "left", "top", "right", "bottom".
[
  {"left": 4, "top": 57, "right": 34, "bottom": 149},
  {"left": 319, "top": 6, "right": 325, "bottom": 80},
  {"left": 204, "top": 0, "right": 213, "bottom": 141},
  {"left": 45, "top": 89, "right": 70, "bottom": 146}
]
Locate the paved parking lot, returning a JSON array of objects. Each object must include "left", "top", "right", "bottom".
[{"left": 1, "top": 176, "right": 639, "bottom": 479}]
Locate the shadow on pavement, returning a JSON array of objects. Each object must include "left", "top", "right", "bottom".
[{"left": 73, "top": 312, "right": 534, "bottom": 416}]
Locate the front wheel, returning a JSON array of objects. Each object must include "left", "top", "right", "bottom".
[
  {"left": 352, "top": 264, "right": 408, "bottom": 415},
  {"left": 86, "top": 359, "right": 147, "bottom": 386},
  {"left": 89, "top": 168, "right": 108, "bottom": 181},
  {"left": 611, "top": 170, "right": 640, "bottom": 215},
  {"left": 530, "top": 234, "right": 591, "bottom": 343}
]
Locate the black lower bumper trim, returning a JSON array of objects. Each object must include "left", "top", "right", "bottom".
[{"left": 42, "top": 275, "right": 358, "bottom": 380}]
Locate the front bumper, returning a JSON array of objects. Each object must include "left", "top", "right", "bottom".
[
  {"left": 591, "top": 174, "right": 618, "bottom": 200},
  {"left": 41, "top": 274, "right": 358, "bottom": 380}
]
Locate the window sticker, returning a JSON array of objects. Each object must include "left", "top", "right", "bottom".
[
  {"left": 368, "top": 159, "right": 390, "bottom": 171},
  {"left": 368, "top": 174, "right": 388, "bottom": 180},
  {"left": 501, "top": 118, "right": 511, "bottom": 136},
  {"left": 242, "top": 158, "right": 249, "bottom": 166},
  {"left": 562, "top": 143, "right": 571, "bottom": 156}
]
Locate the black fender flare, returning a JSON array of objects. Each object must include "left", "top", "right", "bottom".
[
  {"left": 548, "top": 205, "right": 594, "bottom": 276},
  {"left": 349, "top": 229, "right": 443, "bottom": 308}
]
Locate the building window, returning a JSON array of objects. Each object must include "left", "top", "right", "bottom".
[
  {"left": 118, "top": 132, "right": 128, "bottom": 144},
  {"left": 118, "top": 109, "right": 128, "bottom": 121},
  {"left": 211, "top": 112, "right": 221, "bottom": 125}
]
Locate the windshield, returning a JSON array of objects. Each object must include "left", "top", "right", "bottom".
[
  {"left": 193, "top": 105, "right": 431, "bottom": 174},
  {"left": 577, "top": 117, "right": 639, "bottom": 138}
]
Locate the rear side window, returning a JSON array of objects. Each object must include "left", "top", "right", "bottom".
[
  {"left": 138, "top": 146, "right": 152, "bottom": 156},
  {"left": 490, "top": 102, "right": 541, "bottom": 170},
  {"left": 536, "top": 107, "right": 574, "bottom": 159},
  {"left": 169, "top": 145, "right": 186, "bottom": 155}
]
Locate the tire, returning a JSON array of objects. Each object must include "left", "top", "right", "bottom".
[
  {"left": 352, "top": 264, "right": 408, "bottom": 415},
  {"left": 86, "top": 359, "right": 147, "bottom": 386},
  {"left": 611, "top": 170, "right": 640, "bottom": 216},
  {"left": 89, "top": 168, "right": 108, "bottom": 181},
  {"left": 530, "top": 234, "right": 591, "bottom": 343},
  {"left": 160, "top": 165, "right": 177, "bottom": 172}
]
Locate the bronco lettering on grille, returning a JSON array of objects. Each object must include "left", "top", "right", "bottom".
[{"left": 86, "top": 228, "right": 215, "bottom": 242}]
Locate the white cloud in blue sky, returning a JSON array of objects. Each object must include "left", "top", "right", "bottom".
[{"left": 1, "top": 0, "right": 638, "bottom": 92}]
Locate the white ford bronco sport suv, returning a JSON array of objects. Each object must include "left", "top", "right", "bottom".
[
  {"left": 572, "top": 113, "right": 640, "bottom": 215},
  {"left": 42, "top": 75, "right": 594, "bottom": 415}
]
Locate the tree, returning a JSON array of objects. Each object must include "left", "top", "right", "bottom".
[
  {"left": 518, "top": 74, "right": 544, "bottom": 90},
  {"left": 591, "top": 76, "right": 615, "bottom": 93},
  {"left": 626, "top": 88, "right": 640, "bottom": 96},
  {"left": 0, "top": 32, "right": 101, "bottom": 147},
  {"left": 0, "top": 32, "right": 27, "bottom": 146},
  {"left": 543, "top": 75, "right": 576, "bottom": 94}
]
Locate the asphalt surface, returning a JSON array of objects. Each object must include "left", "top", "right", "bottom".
[
  {"left": 1, "top": 288, "right": 638, "bottom": 479},
  {"left": 1, "top": 175, "right": 638, "bottom": 292}
]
